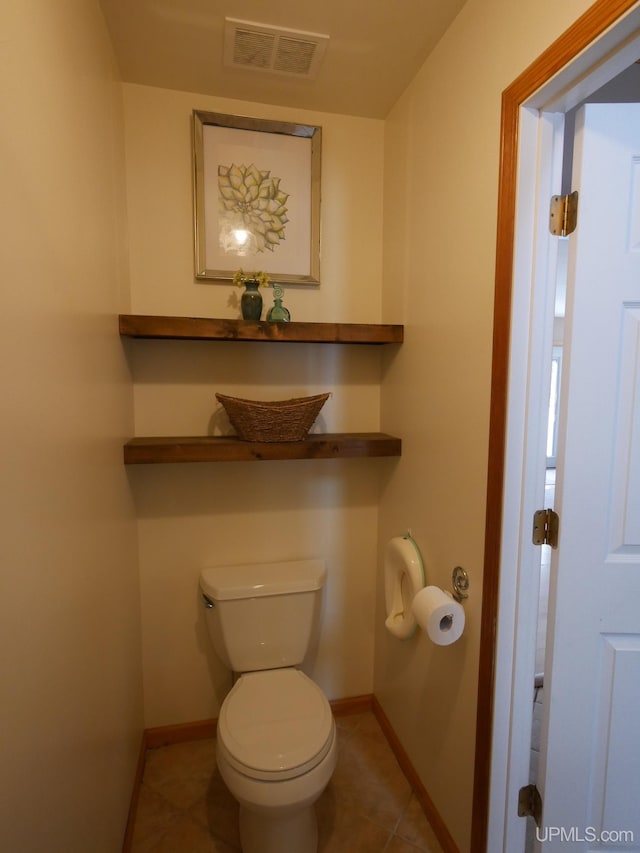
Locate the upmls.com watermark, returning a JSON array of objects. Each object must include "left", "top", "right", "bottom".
[{"left": 536, "top": 826, "right": 634, "bottom": 844}]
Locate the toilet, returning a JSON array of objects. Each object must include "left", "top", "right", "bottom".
[{"left": 199, "top": 559, "right": 337, "bottom": 853}]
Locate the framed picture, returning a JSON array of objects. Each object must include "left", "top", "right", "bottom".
[{"left": 193, "top": 110, "right": 322, "bottom": 285}]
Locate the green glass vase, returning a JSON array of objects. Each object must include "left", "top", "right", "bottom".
[{"left": 241, "top": 281, "right": 262, "bottom": 321}]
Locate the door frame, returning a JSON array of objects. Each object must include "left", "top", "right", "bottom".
[{"left": 471, "top": 1, "right": 640, "bottom": 849}]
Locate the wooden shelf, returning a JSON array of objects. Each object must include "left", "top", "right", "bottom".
[
  {"left": 124, "top": 433, "right": 402, "bottom": 464},
  {"left": 119, "top": 314, "right": 403, "bottom": 345},
  {"left": 120, "top": 314, "right": 403, "bottom": 465}
]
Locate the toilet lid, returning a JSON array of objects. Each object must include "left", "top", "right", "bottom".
[{"left": 217, "top": 669, "right": 334, "bottom": 781}]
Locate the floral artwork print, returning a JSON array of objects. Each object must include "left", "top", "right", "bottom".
[{"left": 218, "top": 163, "right": 289, "bottom": 253}]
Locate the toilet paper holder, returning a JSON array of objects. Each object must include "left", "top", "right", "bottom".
[{"left": 451, "top": 566, "right": 469, "bottom": 602}]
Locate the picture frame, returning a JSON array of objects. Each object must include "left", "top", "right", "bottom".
[{"left": 192, "top": 110, "right": 322, "bottom": 285}]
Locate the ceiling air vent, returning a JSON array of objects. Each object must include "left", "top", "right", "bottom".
[{"left": 224, "top": 18, "right": 329, "bottom": 79}]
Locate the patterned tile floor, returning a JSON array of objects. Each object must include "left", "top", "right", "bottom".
[{"left": 131, "top": 710, "right": 445, "bottom": 852}]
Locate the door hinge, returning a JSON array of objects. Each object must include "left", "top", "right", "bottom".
[
  {"left": 518, "top": 783, "right": 543, "bottom": 826},
  {"left": 532, "top": 508, "right": 559, "bottom": 548},
  {"left": 549, "top": 190, "right": 578, "bottom": 236}
]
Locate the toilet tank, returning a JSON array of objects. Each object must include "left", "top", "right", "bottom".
[{"left": 200, "top": 559, "right": 326, "bottom": 673}]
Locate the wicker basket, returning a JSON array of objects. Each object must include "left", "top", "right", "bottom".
[{"left": 216, "top": 392, "right": 330, "bottom": 442}]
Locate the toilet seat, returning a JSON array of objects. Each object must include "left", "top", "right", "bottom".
[
  {"left": 217, "top": 669, "right": 334, "bottom": 782},
  {"left": 384, "top": 535, "right": 425, "bottom": 640}
]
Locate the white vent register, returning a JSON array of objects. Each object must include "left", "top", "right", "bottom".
[{"left": 224, "top": 18, "right": 329, "bottom": 78}]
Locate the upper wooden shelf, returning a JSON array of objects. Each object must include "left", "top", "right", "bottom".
[{"left": 119, "top": 314, "right": 403, "bottom": 345}]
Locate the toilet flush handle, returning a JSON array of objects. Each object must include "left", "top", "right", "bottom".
[{"left": 201, "top": 593, "right": 215, "bottom": 609}]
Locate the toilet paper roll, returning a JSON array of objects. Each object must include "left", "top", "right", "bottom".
[{"left": 411, "top": 586, "right": 465, "bottom": 646}]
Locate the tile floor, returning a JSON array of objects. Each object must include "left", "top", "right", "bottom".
[{"left": 131, "top": 710, "right": 445, "bottom": 852}]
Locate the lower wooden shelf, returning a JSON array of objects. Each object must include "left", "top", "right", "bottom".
[{"left": 124, "top": 433, "right": 402, "bottom": 464}]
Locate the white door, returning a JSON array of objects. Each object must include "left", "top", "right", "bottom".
[{"left": 537, "top": 103, "right": 640, "bottom": 850}]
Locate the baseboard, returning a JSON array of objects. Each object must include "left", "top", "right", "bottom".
[
  {"left": 143, "top": 694, "right": 374, "bottom": 752},
  {"left": 122, "top": 691, "right": 457, "bottom": 853},
  {"left": 372, "top": 696, "right": 459, "bottom": 853},
  {"left": 145, "top": 716, "right": 217, "bottom": 749},
  {"left": 330, "top": 692, "right": 374, "bottom": 716}
]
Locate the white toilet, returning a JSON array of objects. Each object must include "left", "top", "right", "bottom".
[{"left": 199, "top": 559, "right": 337, "bottom": 853}]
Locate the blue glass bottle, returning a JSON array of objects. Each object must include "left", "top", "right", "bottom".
[{"left": 266, "top": 285, "right": 291, "bottom": 322}]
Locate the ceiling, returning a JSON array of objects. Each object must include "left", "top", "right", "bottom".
[{"left": 98, "top": 0, "right": 468, "bottom": 119}]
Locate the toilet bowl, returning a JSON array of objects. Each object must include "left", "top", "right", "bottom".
[
  {"left": 216, "top": 669, "right": 337, "bottom": 853},
  {"left": 200, "top": 560, "right": 335, "bottom": 853}
]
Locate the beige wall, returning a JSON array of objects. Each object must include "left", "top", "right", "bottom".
[
  {"left": 376, "top": 0, "right": 594, "bottom": 850},
  {"left": 0, "top": 1, "right": 142, "bottom": 851},
  {"left": 121, "top": 85, "right": 391, "bottom": 728}
]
